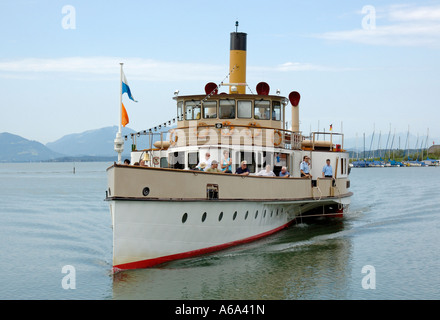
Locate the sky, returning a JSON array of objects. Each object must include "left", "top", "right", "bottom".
[{"left": 1, "top": 0, "right": 439, "bottom": 146}]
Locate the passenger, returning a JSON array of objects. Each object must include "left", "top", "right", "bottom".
[
  {"left": 206, "top": 160, "right": 222, "bottom": 173},
  {"left": 257, "top": 165, "right": 276, "bottom": 177},
  {"left": 133, "top": 162, "right": 140, "bottom": 166},
  {"left": 300, "top": 156, "right": 312, "bottom": 178},
  {"left": 322, "top": 159, "right": 333, "bottom": 178},
  {"left": 235, "top": 160, "right": 250, "bottom": 176},
  {"left": 197, "top": 152, "right": 212, "bottom": 170},
  {"left": 221, "top": 150, "right": 232, "bottom": 173},
  {"left": 123, "top": 159, "right": 130, "bottom": 165},
  {"left": 279, "top": 166, "right": 290, "bottom": 178},
  {"left": 140, "top": 160, "right": 148, "bottom": 167},
  {"left": 199, "top": 162, "right": 207, "bottom": 171}
]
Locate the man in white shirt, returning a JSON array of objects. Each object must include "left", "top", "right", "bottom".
[
  {"left": 256, "top": 165, "right": 276, "bottom": 177},
  {"left": 197, "top": 152, "right": 212, "bottom": 170}
]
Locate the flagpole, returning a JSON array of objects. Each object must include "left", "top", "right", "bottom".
[
  {"left": 119, "top": 63, "right": 123, "bottom": 137},
  {"left": 114, "top": 63, "right": 124, "bottom": 164}
]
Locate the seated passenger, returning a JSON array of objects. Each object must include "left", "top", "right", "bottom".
[
  {"left": 279, "top": 166, "right": 290, "bottom": 178},
  {"left": 235, "top": 160, "right": 250, "bottom": 176},
  {"left": 206, "top": 160, "right": 222, "bottom": 173},
  {"left": 256, "top": 165, "right": 276, "bottom": 177}
]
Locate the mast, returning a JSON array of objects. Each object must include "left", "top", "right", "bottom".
[{"left": 385, "top": 124, "right": 391, "bottom": 161}]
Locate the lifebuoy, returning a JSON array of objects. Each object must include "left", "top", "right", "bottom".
[
  {"left": 153, "top": 156, "right": 160, "bottom": 166},
  {"left": 273, "top": 130, "right": 282, "bottom": 146},
  {"left": 221, "top": 121, "right": 235, "bottom": 136},
  {"left": 169, "top": 129, "right": 178, "bottom": 146}
]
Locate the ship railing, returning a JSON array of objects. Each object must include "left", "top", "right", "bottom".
[
  {"left": 302, "top": 131, "right": 344, "bottom": 151},
  {"left": 125, "top": 125, "right": 304, "bottom": 151},
  {"left": 158, "top": 124, "right": 303, "bottom": 151},
  {"left": 125, "top": 127, "right": 345, "bottom": 153}
]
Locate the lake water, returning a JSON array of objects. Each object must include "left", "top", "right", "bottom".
[{"left": 0, "top": 162, "right": 439, "bottom": 300}]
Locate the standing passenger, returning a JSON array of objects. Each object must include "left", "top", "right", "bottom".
[
  {"left": 322, "top": 159, "right": 333, "bottom": 178},
  {"left": 197, "top": 152, "right": 212, "bottom": 170},
  {"left": 300, "top": 156, "right": 312, "bottom": 178},
  {"left": 221, "top": 150, "right": 232, "bottom": 173}
]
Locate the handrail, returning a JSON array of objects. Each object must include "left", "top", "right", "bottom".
[{"left": 127, "top": 125, "right": 345, "bottom": 152}]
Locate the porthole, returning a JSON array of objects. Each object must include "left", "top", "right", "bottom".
[
  {"left": 218, "top": 212, "right": 223, "bottom": 221},
  {"left": 142, "top": 187, "right": 150, "bottom": 196},
  {"left": 182, "top": 213, "right": 188, "bottom": 223},
  {"left": 255, "top": 210, "right": 258, "bottom": 219},
  {"left": 233, "top": 211, "right": 237, "bottom": 220},
  {"left": 276, "top": 209, "right": 279, "bottom": 216},
  {"left": 270, "top": 210, "right": 273, "bottom": 217},
  {"left": 202, "top": 212, "right": 207, "bottom": 222},
  {"left": 263, "top": 210, "right": 266, "bottom": 218},
  {"left": 245, "top": 211, "right": 249, "bottom": 220}
]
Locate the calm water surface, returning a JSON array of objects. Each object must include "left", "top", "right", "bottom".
[{"left": 0, "top": 162, "right": 439, "bottom": 300}]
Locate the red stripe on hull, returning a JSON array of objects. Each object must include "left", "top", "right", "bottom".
[{"left": 113, "top": 220, "right": 294, "bottom": 272}]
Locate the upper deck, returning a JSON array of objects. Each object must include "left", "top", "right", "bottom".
[{"left": 174, "top": 93, "right": 287, "bottom": 131}]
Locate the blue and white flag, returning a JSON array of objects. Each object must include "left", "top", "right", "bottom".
[{"left": 122, "top": 71, "right": 138, "bottom": 102}]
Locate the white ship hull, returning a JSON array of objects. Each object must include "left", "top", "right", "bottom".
[{"left": 109, "top": 195, "right": 349, "bottom": 271}]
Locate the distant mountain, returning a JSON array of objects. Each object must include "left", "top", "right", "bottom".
[
  {"left": 46, "top": 125, "right": 174, "bottom": 157},
  {"left": 46, "top": 126, "right": 137, "bottom": 157},
  {"left": 0, "top": 132, "right": 64, "bottom": 162}
]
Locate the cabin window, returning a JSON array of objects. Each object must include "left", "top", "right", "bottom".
[
  {"left": 262, "top": 151, "right": 274, "bottom": 170},
  {"left": 254, "top": 100, "right": 270, "bottom": 120},
  {"left": 203, "top": 101, "right": 217, "bottom": 119},
  {"left": 237, "top": 100, "right": 252, "bottom": 118},
  {"left": 177, "top": 101, "right": 183, "bottom": 121},
  {"left": 219, "top": 99, "right": 236, "bottom": 119},
  {"left": 272, "top": 101, "right": 281, "bottom": 121},
  {"left": 185, "top": 100, "right": 201, "bottom": 120},
  {"left": 188, "top": 152, "right": 199, "bottom": 169},
  {"left": 169, "top": 151, "right": 185, "bottom": 169},
  {"left": 160, "top": 157, "right": 168, "bottom": 168}
]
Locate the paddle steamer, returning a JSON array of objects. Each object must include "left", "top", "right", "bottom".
[{"left": 106, "top": 28, "right": 352, "bottom": 272}]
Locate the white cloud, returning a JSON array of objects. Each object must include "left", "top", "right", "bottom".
[
  {"left": 315, "top": 4, "right": 440, "bottom": 47},
  {"left": 388, "top": 4, "right": 440, "bottom": 21}
]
